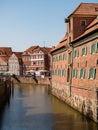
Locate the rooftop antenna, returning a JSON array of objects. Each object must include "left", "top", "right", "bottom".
[{"left": 43, "top": 41, "right": 45, "bottom": 47}]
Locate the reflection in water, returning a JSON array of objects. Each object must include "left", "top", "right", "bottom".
[{"left": 0, "top": 84, "right": 98, "bottom": 130}]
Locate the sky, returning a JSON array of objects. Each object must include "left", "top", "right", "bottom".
[{"left": 0, "top": 0, "right": 97, "bottom": 52}]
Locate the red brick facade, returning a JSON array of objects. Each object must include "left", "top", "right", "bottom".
[{"left": 51, "top": 3, "right": 98, "bottom": 122}]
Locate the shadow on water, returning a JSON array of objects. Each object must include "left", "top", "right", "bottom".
[
  {"left": 50, "top": 95, "right": 98, "bottom": 130},
  {"left": 0, "top": 104, "right": 6, "bottom": 130},
  {"left": 0, "top": 84, "right": 98, "bottom": 130}
]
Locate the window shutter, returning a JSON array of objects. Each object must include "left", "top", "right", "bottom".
[
  {"left": 52, "top": 70, "right": 54, "bottom": 75},
  {"left": 76, "top": 50, "right": 78, "bottom": 57},
  {"left": 85, "top": 46, "right": 87, "bottom": 55},
  {"left": 97, "top": 42, "right": 98, "bottom": 52},
  {"left": 95, "top": 42, "right": 98, "bottom": 53},
  {"left": 88, "top": 69, "right": 90, "bottom": 79},
  {"left": 90, "top": 45, "right": 92, "bottom": 54},
  {"left": 72, "top": 70, "right": 73, "bottom": 77},
  {"left": 60, "top": 69, "right": 61, "bottom": 76},
  {"left": 75, "top": 69, "right": 76, "bottom": 78},
  {"left": 81, "top": 48, "right": 83, "bottom": 56},
  {"left": 76, "top": 69, "right": 78, "bottom": 78},
  {"left": 55, "top": 70, "right": 57, "bottom": 75},
  {"left": 83, "top": 69, "right": 85, "bottom": 78},
  {"left": 79, "top": 69, "right": 82, "bottom": 78},
  {"left": 72, "top": 69, "right": 74, "bottom": 78},
  {"left": 73, "top": 51, "right": 75, "bottom": 58},
  {"left": 92, "top": 68, "right": 96, "bottom": 79},
  {"left": 63, "top": 54, "right": 66, "bottom": 60},
  {"left": 57, "top": 69, "right": 58, "bottom": 76},
  {"left": 64, "top": 70, "right": 66, "bottom": 77}
]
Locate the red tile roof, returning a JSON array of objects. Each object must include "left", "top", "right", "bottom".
[
  {"left": 86, "top": 17, "right": 98, "bottom": 29},
  {"left": 26, "top": 46, "right": 39, "bottom": 53},
  {"left": 51, "top": 3, "right": 98, "bottom": 52},
  {"left": 41, "top": 47, "right": 51, "bottom": 53},
  {"left": 25, "top": 46, "right": 51, "bottom": 54},
  {"left": 51, "top": 36, "right": 67, "bottom": 52},
  {"left": 0, "top": 56, "right": 9, "bottom": 63},
  {"left": 0, "top": 47, "right": 12, "bottom": 57},
  {"left": 13, "top": 52, "right": 23, "bottom": 58},
  {"left": 69, "top": 3, "right": 98, "bottom": 16}
]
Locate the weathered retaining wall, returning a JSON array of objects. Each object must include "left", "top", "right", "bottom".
[
  {"left": 51, "top": 81, "right": 98, "bottom": 123},
  {"left": 0, "top": 80, "right": 12, "bottom": 108},
  {"left": 12, "top": 76, "right": 98, "bottom": 122},
  {"left": 12, "top": 76, "right": 51, "bottom": 85}
]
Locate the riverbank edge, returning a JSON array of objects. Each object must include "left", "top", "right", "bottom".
[
  {"left": 51, "top": 84, "right": 98, "bottom": 123},
  {"left": 12, "top": 76, "right": 98, "bottom": 123}
]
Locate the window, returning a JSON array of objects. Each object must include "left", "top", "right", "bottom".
[
  {"left": 88, "top": 68, "right": 96, "bottom": 79},
  {"left": 56, "top": 56, "right": 58, "bottom": 61},
  {"left": 72, "top": 69, "right": 78, "bottom": 78},
  {"left": 74, "top": 49, "right": 78, "bottom": 58},
  {"left": 81, "top": 46, "right": 87, "bottom": 56},
  {"left": 62, "top": 69, "right": 66, "bottom": 77},
  {"left": 80, "top": 20, "right": 86, "bottom": 26},
  {"left": 57, "top": 69, "right": 61, "bottom": 76},
  {"left": 90, "top": 42, "right": 98, "bottom": 54},
  {"left": 80, "top": 68, "right": 86, "bottom": 79},
  {"left": 52, "top": 57, "right": 55, "bottom": 62},
  {"left": 52, "top": 69, "right": 54, "bottom": 75},
  {"left": 59, "top": 55, "right": 62, "bottom": 61},
  {"left": 63, "top": 53, "right": 66, "bottom": 60},
  {"left": 55, "top": 69, "right": 57, "bottom": 75}
]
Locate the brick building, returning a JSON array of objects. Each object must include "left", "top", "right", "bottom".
[
  {"left": 22, "top": 46, "right": 51, "bottom": 76},
  {"left": 51, "top": 3, "right": 98, "bottom": 122},
  {"left": 22, "top": 46, "right": 38, "bottom": 73}
]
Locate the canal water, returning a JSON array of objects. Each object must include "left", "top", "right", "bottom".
[{"left": 0, "top": 84, "right": 98, "bottom": 130}]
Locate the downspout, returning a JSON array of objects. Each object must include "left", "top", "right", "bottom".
[{"left": 69, "top": 44, "right": 74, "bottom": 97}]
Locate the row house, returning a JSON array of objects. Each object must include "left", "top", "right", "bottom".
[
  {"left": 22, "top": 46, "right": 38, "bottom": 73},
  {"left": 0, "top": 47, "right": 12, "bottom": 72},
  {"left": 51, "top": 3, "right": 98, "bottom": 122},
  {"left": 8, "top": 52, "right": 23, "bottom": 75},
  {"left": 0, "top": 46, "right": 51, "bottom": 76},
  {"left": 22, "top": 46, "right": 51, "bottom": 76}
]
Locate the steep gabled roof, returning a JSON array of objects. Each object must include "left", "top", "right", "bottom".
[
  {"left": 0, "top": 47, "right": 12, "bottom": 57},
  {"left": 26, "top": 46, "right": 39, "bottom": 53},
  {"left": 13, "top": 52, "right": 23, "bottom": 58},
  {"left": 24, "top": 45, "right": 51, "bottom": 54},
  {"left": 0, "top": 56, "right": 8, "bottom": 64},
  {"left": 86, "top": 17, "right": 98, "bottom": 29},
  {"left": 41, "top": 47, "right": 51, "bottom": 54},
  {"left": 69, "top": 3, "right": 98, "bottom": 17},
  {"left": 71, "top": 17, "right": 98, "bottom": 43},
  {"left": 51, "top": 36, "right": 67, "bottom": 53}
]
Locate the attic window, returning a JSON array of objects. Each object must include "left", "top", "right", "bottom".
[
  {"left": 80, "top": 20, "right": 86, "bottom": 26},
  {"left": 95, "top": 7, "right": 98, "bottom": 12}
]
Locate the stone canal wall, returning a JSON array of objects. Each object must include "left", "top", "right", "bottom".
[
  {"left": 0, "top": 80, "right": 13, "bottom": 107},
  {"left": 12, "top": 76, "right": 51, "bottom": 85},
  {"left": 12, "top": 76, "right": 98, "bottom": 122},
  {"left": 51, "top": 81, "right": 98, "bottom": 123}
]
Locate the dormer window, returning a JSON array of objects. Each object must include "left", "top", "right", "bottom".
[{"left": 80, "top": 20, "right": 86, "bottom": 26}]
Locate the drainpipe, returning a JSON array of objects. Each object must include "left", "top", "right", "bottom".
[{"left": 69, "top": 45, "right": 74, "bottom": 97}]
